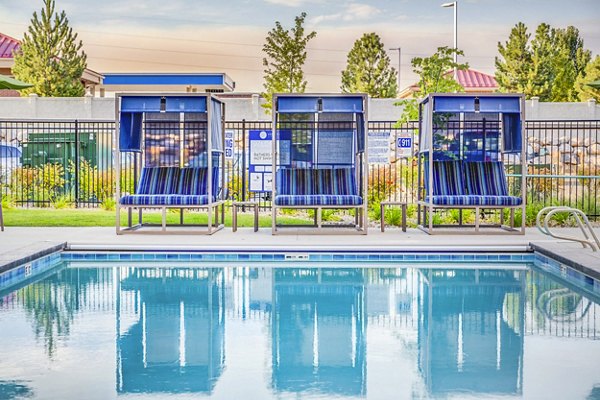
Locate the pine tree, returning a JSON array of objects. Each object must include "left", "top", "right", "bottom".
[
  {"left": 575, "top": 55, "right": 600, "bottom": 101},
  {"left": 261, "top": 12, "right": 316, "bottom": 112},
  {"left": 550, "top": 26, "right": 591, "bottom": 101},
  {"left": 526, "top": 23, "right": 554, "bottom": 100},
  {"left": 12, "top": 0, "right": 87, "bottom": 97},
  {"left": 496, "top": 22, "right": 592, "bottom": 101},
  {"left": 495, "top": 22, "right": 531, "bottom": 94},
  {"left": 340, "top": 33, "right": 397, "bottom": 98}
]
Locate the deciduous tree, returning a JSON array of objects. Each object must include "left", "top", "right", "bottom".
[
  {"left": 261, "top": 12, "right": 316, "bottom": 112},
  {"left": 575, "top": 55, "right": 600, "bottom": 101},
  {"left": 397, "top": 46, "right": 468, "bottom": 123}
]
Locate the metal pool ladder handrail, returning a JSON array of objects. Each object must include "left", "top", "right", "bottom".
[{"left": 536, "top": 206, "right": 600, "bottom": 252}]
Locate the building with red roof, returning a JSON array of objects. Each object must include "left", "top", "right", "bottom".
[
  {"left": 0, "top": 31, "right": 103, "bottom": 97},
  {"left": 398, "top": 69, "right": 499, "bottom": 99}
]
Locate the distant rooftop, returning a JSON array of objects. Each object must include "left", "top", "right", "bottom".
[
  {"left": 399, "top": 69, "right": 498, "bottom": 99},
  {"left": 0, "top": 32, "right": 20, "bottom": 58},
  {"left": 100, "top": 73, "right": 236, "bottom": 93},
  {"left": 455, "top": 69, "right": 498, "bottom": 89},
  {"left": 0, "top": 31, "right": 104, "bottom": 96}
]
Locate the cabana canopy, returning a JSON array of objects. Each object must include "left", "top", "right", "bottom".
[
  {"left": 417, "top": 93, "right": 526, "bottom": 234},
  {"left": 271, "top": 93, "right": 368, "bottom": 234},
  {"left": 119, "top": 95, "right": 223, "bottom": 154},
  {"left": 419, "top": 94, "right": 522, "bottom": 157},
  {"left": 115, "top": 93, "right": 226, "bottom": 235}
]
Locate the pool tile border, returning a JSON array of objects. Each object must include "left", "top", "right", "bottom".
[
  {"left": 60, "top": 251, "right": 536, "bottom": 263},
  {"left": 534, "top": 252, "right": 600, "bottom": 297},
  {"left": 0, "top": 251, "right": 63, "bottom": 292}
]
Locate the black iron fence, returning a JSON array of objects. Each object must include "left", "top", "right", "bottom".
[{"left": 1, "top": 119, "right": 599, "bottom": 220}]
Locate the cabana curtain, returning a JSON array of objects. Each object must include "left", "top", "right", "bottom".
[{"left": 210, "top": 98, "right": 223, "bottom": 152}]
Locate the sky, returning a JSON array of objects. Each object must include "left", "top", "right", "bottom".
[{"left": 1, "top": 0, "right": 599, "bottom": 92}]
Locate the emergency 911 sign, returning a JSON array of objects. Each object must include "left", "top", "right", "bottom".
[{"left": 396, "top": 134, "right": 413, "bottom": 159}]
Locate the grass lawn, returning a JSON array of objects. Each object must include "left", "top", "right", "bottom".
[{"left": 2, "top": 207, "right": 308, "bottom": 228}]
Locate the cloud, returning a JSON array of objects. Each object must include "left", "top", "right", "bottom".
[
  {"left": 312, "top": 3, "right": 381, "bottom": 25},
  {"left": 263, "top": 0, "right": 314, "bottom": 6},
  {"left": 344, "top": 3, "right": 381, "bottom": 20}
]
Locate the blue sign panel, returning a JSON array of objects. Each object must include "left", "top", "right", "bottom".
[
  {"left": 249, "top": 130, "right": 272, "bottom": 192},
  {"left": 225, "top": 130, "right": 234, "bottom": 159},
  {"left": 397, "top": 137, "right": 412, "bottom": 148}
]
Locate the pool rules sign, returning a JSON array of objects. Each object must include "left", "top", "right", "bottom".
[
  {"left": 367, "top": 131, "right": 391, "bottom": 164},
  {"left": 249, "top": 130, "right": 273, "bottom": 192},
  {"left": 367, "top": 131, "right": 413, "bottom": 164}
]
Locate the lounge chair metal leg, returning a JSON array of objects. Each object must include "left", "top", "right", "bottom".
[
  {"left": 161, "top": 207, "right": 166, "bottom": 232},
  {"left": 317, "top": 207, "right": 322, "bottom": 228},
  {"left": 138, "top": 209, "right": 142, "bottom": 225},
  {"left": 0, "top": 201, "right": 4, "bottom": 232},
  {"left": 510, "top": 208, "right": 515, "bottom": 228},
  {"left": 475, "top": 207, "right": 480, "bottom": 232},
  {"left": 180, "top": 209, "right": 184, "bottom": 225},
  {"left": 128, "top": 208, "right": 132, "bottom": 227},
  {"left": 428, "top": 206, "right": 433, "bottom": 234}
]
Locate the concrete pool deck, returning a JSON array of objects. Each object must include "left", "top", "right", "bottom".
[{"left": 0, "top": 227, "right": 599, "bottom": 280}]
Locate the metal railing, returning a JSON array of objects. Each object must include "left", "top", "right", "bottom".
[
  {"left": 536, "top": 206, "right": 600, "bottom": 251},
  {"left": 1, "top": 118, "right": 599, "bottom": 220}
]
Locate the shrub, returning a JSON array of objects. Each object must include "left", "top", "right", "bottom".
[{"left": 51, "top": 194, "right": 73, "bottom": 209}]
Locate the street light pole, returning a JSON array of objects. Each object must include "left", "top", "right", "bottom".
[
  {"left": 442, "top": 1, "right": 458, "bottom": 81},
  {"left": 389, "top": 47, "right": 401, "bottom": 95}
]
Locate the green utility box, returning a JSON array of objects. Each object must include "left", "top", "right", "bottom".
[{"left": 21, "top": 132, "right": 99, "bottom": 168}]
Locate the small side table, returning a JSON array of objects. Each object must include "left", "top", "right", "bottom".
[
  {"left": 232, "top": 201, "right": 259, "bottom": 232},
  {"left": 380, "top": 201, "right": 407, "bottom": 232}
]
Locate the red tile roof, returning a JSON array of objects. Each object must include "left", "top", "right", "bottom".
[
  {"left": 452, "top": 69, "right": 498, "bottom": 89},
  {"left": 0, "top": 32, "right": 21, "bottom": 59}
]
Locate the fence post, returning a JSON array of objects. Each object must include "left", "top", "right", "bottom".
[
  {"left": 241, "top": 119, "right": 247, "bottom": 204},
  {"left": 74, "top": 119, "right": 80, "bottom": 208}
]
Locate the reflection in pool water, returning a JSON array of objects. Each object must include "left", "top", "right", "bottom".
[{"left": 0, "top": 263, "right": 599, "bottom": 399}]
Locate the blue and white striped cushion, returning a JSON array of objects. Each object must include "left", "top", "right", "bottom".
[
  {"left": 274, "top": 195, "right": 363, "bottom": 206},
  {"left": 120, "top": 195, "right": 212, "bottom": 206},
  {"left": 330, "top": 168, "right": 358, "bottom": 195},
  {"left": 136, "top": 167, "right": 180, "bottom": 195},
  {"left": 276, "top": 168, "right": 315, "bottom": 195},
  {"left": 465, "top": 162, "right": 509, "bottom": 196},
  {"left": 425, "top": 195, "right": 522, "bottom": 206},
  {"left": 179, "top": 167, "right": 207, "bottom": 195},
  {"left": 424, "top": 161, "right": 465, "bottom": 196}
]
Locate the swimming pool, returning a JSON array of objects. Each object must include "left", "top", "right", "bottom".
[{"left": 0, "top": 253, "right": 599, "bottom": 400}]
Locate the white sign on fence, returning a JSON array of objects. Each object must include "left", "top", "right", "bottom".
[
  {"left": 368, "top": 131, "right": 391, "bottom": 164},
  {"left": 225, "top": 130, "right": 234, "bottom": 159},
  {"left": 396, "top": 133, "right": 414, "bottom": 159}
]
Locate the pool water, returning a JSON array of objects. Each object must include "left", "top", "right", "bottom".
[{"left": 0, "top": 260, "right": 599, "bottom": 400}]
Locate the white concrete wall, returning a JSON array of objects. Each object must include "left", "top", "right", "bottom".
[{"left": 0, "top": 94, "right": 598, "bottom": 121}]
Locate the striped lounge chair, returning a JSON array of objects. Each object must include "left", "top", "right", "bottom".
[
  {"left": 420, "top": 160, "right": 524, "bottom": 233},
  {"left": 273, "top": 168, "right": 364, "bottom": 233},
  {"left": 118, "top": 166, "right": 223, "bottom": 233}
]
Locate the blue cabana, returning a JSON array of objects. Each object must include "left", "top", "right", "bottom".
[
  {"left": 417, "top": 93, "right": 526, "bottom": 234},
  {"left": 271, "top": 94, "right": 368, "bottom": 234},
  {"left": 116, "top": 93, "right": 226, "bottom": 234}
]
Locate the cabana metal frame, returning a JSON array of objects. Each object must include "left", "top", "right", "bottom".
[
  {"left": 271, "top": 93, "right": 368, "bottom": 235},
  {"left": 115, "top": 93, "right": 226, "bottom": 234},
  {"left": 417, "top": 93, "right": 526, "bottom": 235}
]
